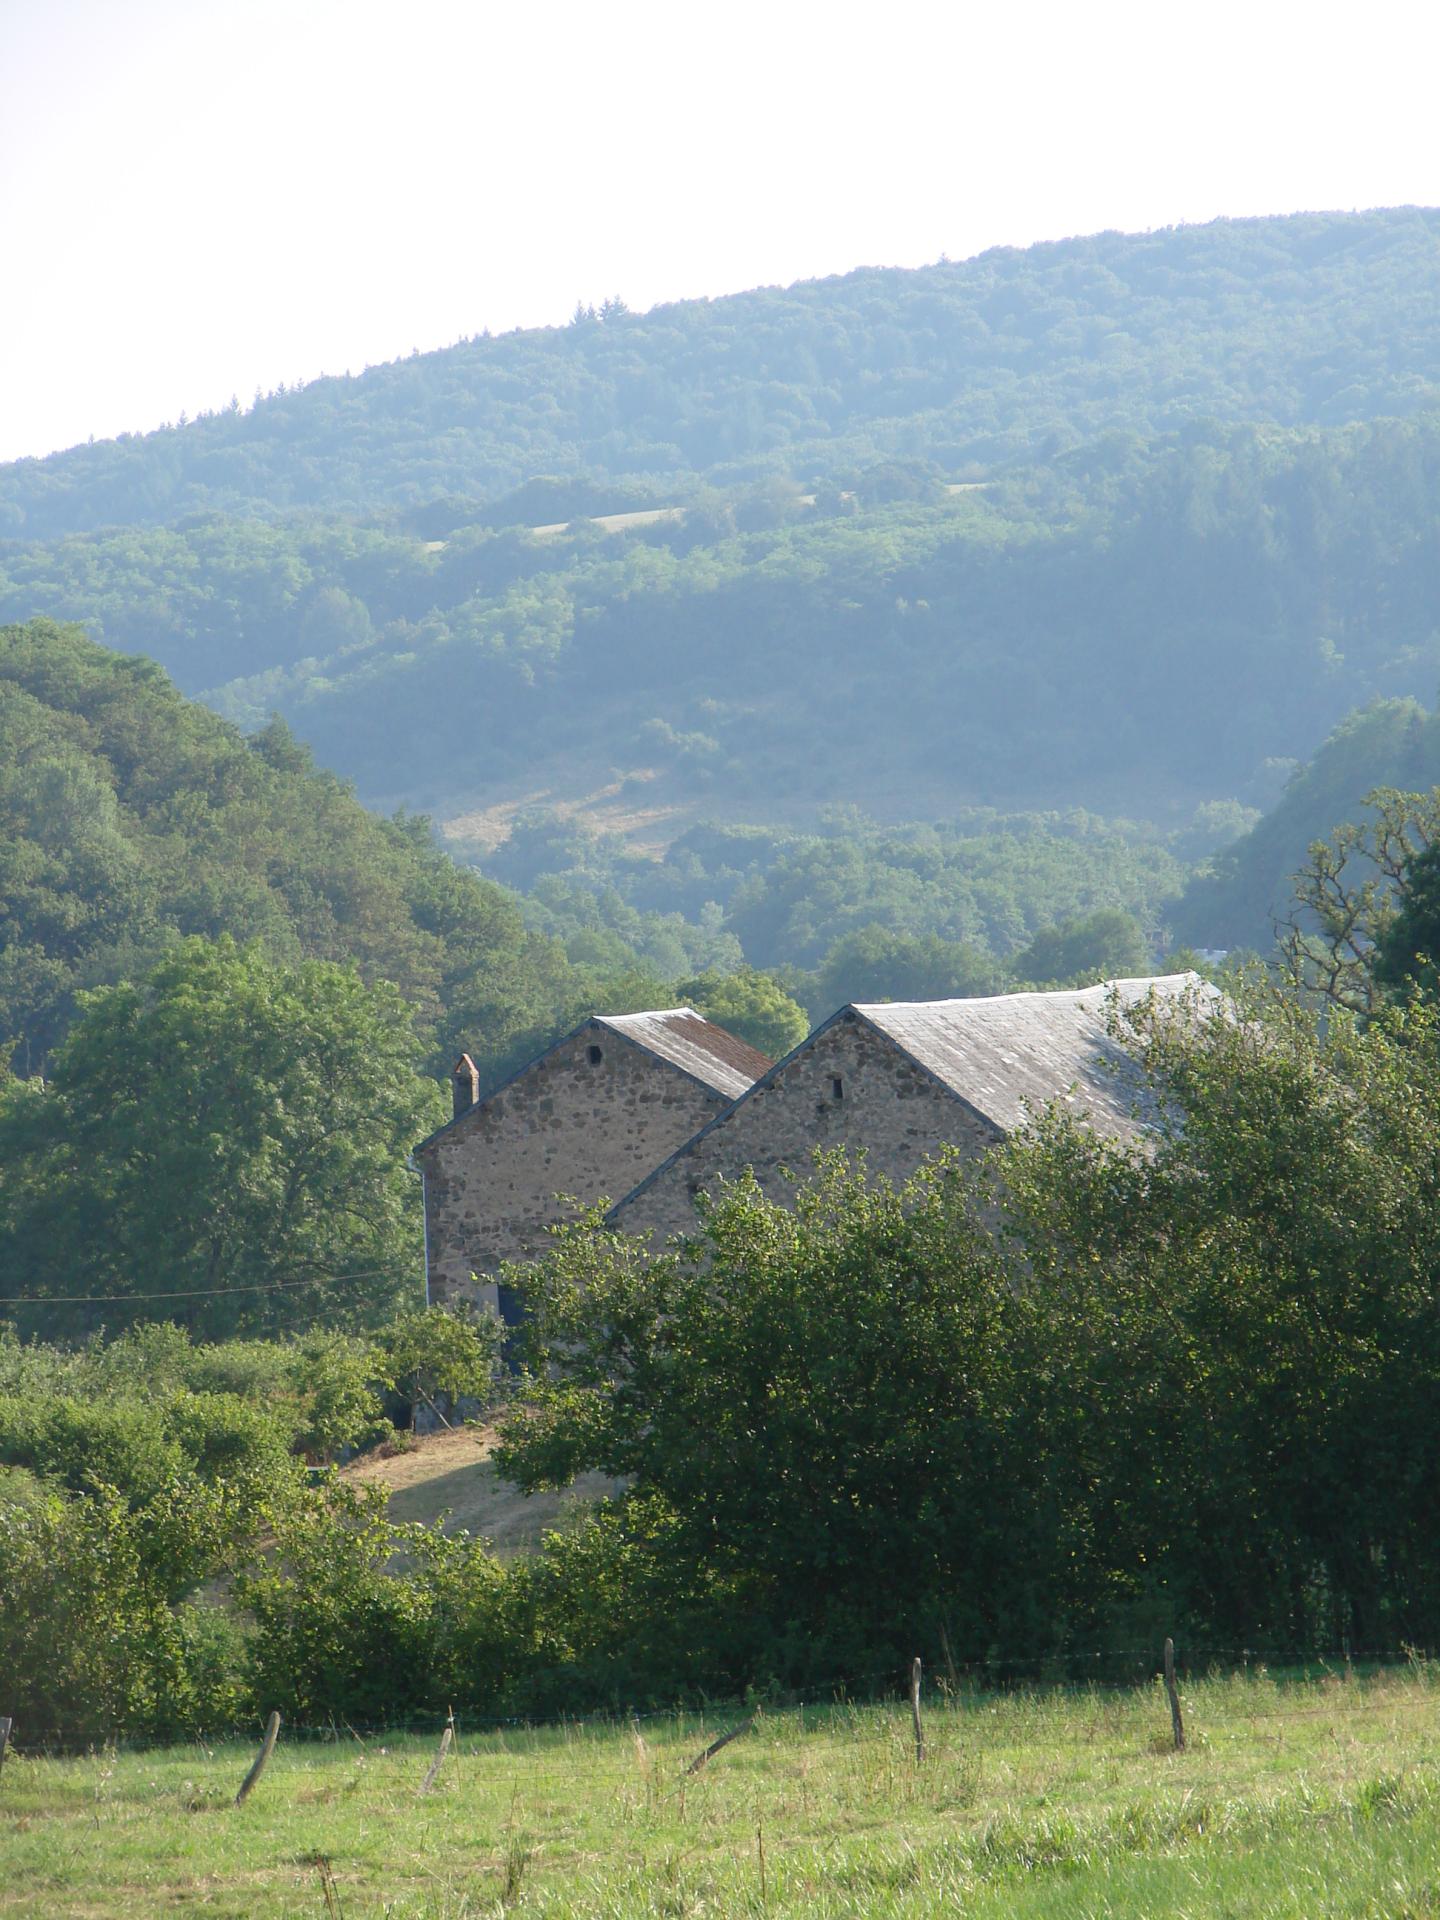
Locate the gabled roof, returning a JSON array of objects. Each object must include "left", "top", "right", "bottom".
[
  {"left": 852, "top": 973, "right": 1212, "bottom": 1141},
  {"left": 414, "top": 1007, "right": 770, "bottom": 1154},
  {"left": 608, "top": 973, "right": 1212, "bottom": 1218},
  {"left": 594, "top": 1009, "right": 771, "bottom": 1100}
]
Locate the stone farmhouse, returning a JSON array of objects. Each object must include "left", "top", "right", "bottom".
[
  {"left": 608, "top": 975, "right": 1205, "bottom": 1245},
  {"left": 414, "top": 1008, "right": 772, "bottom": 1316}
]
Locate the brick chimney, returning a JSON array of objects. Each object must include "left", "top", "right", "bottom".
[{"left": 452, "top": 1052, "right": 480, "bottom": 1119}]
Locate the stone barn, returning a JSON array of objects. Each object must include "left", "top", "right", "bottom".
[
  {"left": 608, "top": 974, "right": 1206, "bottom": 1245},
  {"left": 415, "top": 1008, "right": 771, "bottom": 1317}
]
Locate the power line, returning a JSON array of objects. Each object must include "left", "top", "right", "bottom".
[{"left": 0, "top": 1268, "right": 401, "bottom": 1306}]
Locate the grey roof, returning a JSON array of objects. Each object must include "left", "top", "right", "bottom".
[
  {"left": 854, "top": 973, "right": 1212, "bottom": 1141},
  {"left": 608, "top": 975, "right": 1212, "bottom": 1223},
  {"left": 597, "top": 1008, "right": 771, "bottom": 1100},
  {"left": 415, "top": 1006, "right": 770, "bottom": 1156}
]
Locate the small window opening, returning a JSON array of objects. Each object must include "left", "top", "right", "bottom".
[
  {"left": 588, "top": 1043, "right": 604, "bottom": 1065},
  {"left": 832, "top": 1076, "right": 844, "bottom": 1100}
]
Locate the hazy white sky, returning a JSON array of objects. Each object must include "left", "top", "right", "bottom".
[{"left": 3, "top": 0, "right": 1438, "bottom": 465}]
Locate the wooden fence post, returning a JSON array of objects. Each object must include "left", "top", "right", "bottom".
[
  {"left": 910, "top": 1657, "right": 925, "bottom": 1765},
  {"left": 315, "top": 1856, "right": 342, "bottom": 1920},
  {"left": 420, "top": 1713, "right": 454, "bottom": 1794},
  {"left": 682, "top": 1715, "right": 755, "bottom": 1776},
  {"left": 0, "top": 1717, "right": 11, "bottom": 1781},
  {"left": 235, "top": 1711, "right": 281, "bottom": 1805},
  {"left": 1163, "top": 1638, "right": 1186, "bottom": 1751},
  {"left": 939, "top": 1622, "right": 959, "bottom": 1693}
]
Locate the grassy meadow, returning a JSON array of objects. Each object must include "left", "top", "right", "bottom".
[{"left": 5, "top": 1666, "right": 1440, "bottom": 1917}]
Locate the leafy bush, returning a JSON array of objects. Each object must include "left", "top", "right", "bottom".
[
  {"left": 0, "top": 1394, "right": 188, "bottom": 1503},
  {"left": 0, "top": 1479, "right": 258, "bottom": 1741},
  {"left": 379, "top": 1304, "right": 501, "bottom": 1421},
  {"left": 0, "top": 1462, "right": 49, "bottom": 1513},
  {"left": 290, "top": 1335, "right": 394, "bottom": 1462},
  {"left": 179, "top": 1337, "right": 302, "bottom": 1404},
  {"left": 0, "top": 1388, "right": 295, "bottom": 1503},
  {"left": 498, "top": 1157, "right": 1046, "bottom": 1680},
  {"left": 161, "top": 1390, "right": 295, "bottom": 1483},
  {"left": 237, "top": 1483, "right": 515, "bottom": 1723}
]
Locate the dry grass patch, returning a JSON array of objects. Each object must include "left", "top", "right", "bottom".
[{"left": 342, "top": 1424, "right": 619, "bottom": 1554}]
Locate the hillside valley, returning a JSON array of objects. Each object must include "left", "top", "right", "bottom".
[
  {"left": 7, "top": 410, "right": 1440, "bottom": 853},
  {"left": 5, "top": 210, "right": 1440, "bottom": 996},
  {"left": 23, "top": 14, "right": 1440, "bottom": 1903}
]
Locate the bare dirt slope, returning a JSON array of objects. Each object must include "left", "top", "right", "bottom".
[{"left": 342, "top": 1425, "right": 618, "bottom": 1557}]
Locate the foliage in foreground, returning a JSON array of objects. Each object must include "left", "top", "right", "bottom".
[
  {"left": 501, "top": 980, "right": 1440, "bottom": 1675},
  {"left": 12, "top": 978, "right": 1440, "bottom": 1740},
  {"left": 0, "top": 1309, "right": 500, "bottom": 1474},
  {"left": 0, "top": 1308, "right": 500, "bottom": 1742}
]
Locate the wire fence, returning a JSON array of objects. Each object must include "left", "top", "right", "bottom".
[{"left": 22, "top": 1644, "right": 1436, "bottom": 1758}]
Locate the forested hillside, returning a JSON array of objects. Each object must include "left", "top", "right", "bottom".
[
  {"left": 4, "top": 209, "right": 1439, "bottom": 538},
  {"left": 0, "top": 621, "right": 1190, "bottom": 1077},
  {"left": 6, "top": 210, "right": 1440, "bottom": 984},
  {"left": 1176, "top": 695, "right": 1440, "bottom": 949},
  {"left": 481, "top": 806, "right": 1188, "bottom": 1003},
  {"left": 0, "top": 620, "right": 589, "bottom": 1078},
  {"left": 6, "top": 414, "right": 1440, "bottom": 835}
]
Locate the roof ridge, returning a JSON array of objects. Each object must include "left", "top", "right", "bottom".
[
  {"left": 853, "top": 972, "right": 1203, "bottom": 1016},
  {"left": 597, "top": 1005, "right": 703, "bottom": 1025},
  {"left": 607, "top": 1004, "right": 854, "bottom": 1219}
]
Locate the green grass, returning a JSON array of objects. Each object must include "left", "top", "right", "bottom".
[{"left": 5, "top": 1668, "right": 1440, "bottom": 1916}]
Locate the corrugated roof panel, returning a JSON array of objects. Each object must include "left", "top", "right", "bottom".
[
  {"left": 853, "top": 973, "right": 1213, "bottom": 1141},
  {"left": 599, "top": 1008, "right": 772, "bottom": 1100}
]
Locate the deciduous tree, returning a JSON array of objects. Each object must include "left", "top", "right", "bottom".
[{"left": 0, "top": 937, "right": 444, "bottom": 1337}]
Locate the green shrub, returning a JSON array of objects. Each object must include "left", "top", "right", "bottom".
[
  {"left": 160, "top": 1390, "right": 295, "bottom": 1484},
  {"left": 0, "top": 1480, "right": 254, "bottom": 1742},
  {"left": 237, "top": 1483, "right": 516, "bottom": 1722},
  {"left": 291, "top": 1334, "right": 391, "bottom": 1461},
  {"left": 0, "top": 1393, "right": 188, "bottom": 1502},
  {"left": 0, "top": 1461, "right": 49, "bottom": 1513},
  {"left": 379, "top": 1304, "right": 501, "bottom": 1418},
  {"left": 89, "top": 1322, "right": 196, "bottom": 1393},
  {"left": 182, "top": 1338, "right": 303, "bottom": 1405}
]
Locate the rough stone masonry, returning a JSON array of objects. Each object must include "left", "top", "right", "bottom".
[
  {"left": 413, "top": 1008, "right": 770, "bottom": 1316},
  {"left": 609, "top": 975, "right": 1209, "bottom": 1245}
]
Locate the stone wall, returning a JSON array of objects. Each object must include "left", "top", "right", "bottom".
[
  {"left": 611, "top": 1010, "right": 998, "bottom": 1246},
  {"left": 417, "top": 1023, "right": 731, "bottom": 1312}
]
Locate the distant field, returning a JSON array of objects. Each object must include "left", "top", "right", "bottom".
[
  {"left": 342, "top": 1425, "right": 618, "bottom": 1554},
  {"left": 5, "top": 1668, "right": 1440, "bottom": 1916}
]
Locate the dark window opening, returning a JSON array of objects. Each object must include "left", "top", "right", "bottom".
[
  {"left": 588, "top": 1043, "right": 604, "bottom": 1065},
  {"left": 496, "top": 1283, "right": 528, "bottom": 1372},
  {"left": 832, "top": 1076, "right": 844, "bottom": 1100}
]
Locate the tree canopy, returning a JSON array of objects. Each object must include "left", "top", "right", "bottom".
[
  {"left": 497, "top": 975, "right": 1440, "bottom": 1674},
  {"left": 5, "top": 209, "right": 1440, "bottom": 539},
  {"left": 0, "top": 938, "right": 443, "bottom": 1337}
]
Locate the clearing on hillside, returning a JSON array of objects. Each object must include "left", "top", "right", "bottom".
[{"left": 341, "top": 1425, "right": 618, "bottom": 1554}]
